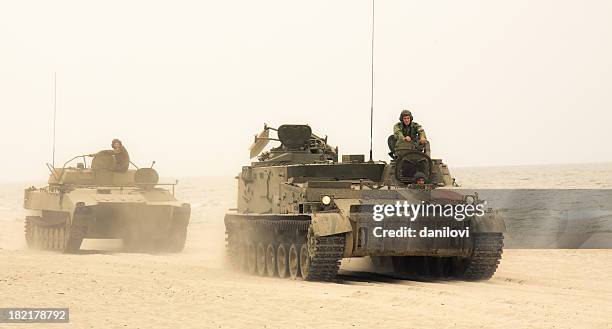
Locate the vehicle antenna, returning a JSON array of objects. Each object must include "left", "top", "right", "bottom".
[
  {"left": 368, "top": 0, "right": 375, "bottom": 162},
  {"left": 52, "top": 72, "right": 57, "bottom": 168}
]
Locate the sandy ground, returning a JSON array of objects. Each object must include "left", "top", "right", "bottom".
[{"left": 1, "top": 220, "right": 611, "bottom": 329}]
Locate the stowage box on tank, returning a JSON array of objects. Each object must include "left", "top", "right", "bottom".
[
  {"left": 224, "top": 124, "right": 505, "bottom": 281},
  {"left": 23, "top": 153, "right": 190, "bottom": 253}
]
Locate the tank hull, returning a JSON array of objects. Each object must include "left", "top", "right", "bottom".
[
  {"left": 225, "top": 162, "right": 504, "bottom": 281},
  {"left": 24, "top": 186, "right": 190, "bottom": 253}
]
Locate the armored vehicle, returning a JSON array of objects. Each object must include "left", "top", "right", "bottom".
[
  {"left": 224, "top": 124, "right": 505, "bottom": 281},
  {"left": 23, "top": 153, "right": 191, "bottom": 253}
]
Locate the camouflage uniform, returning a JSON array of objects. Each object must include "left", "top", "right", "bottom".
[
  {"left": 393, "top": 110, "right": 430, "bottom": 156},
  {"left": 100, "top": 139, "right": 130, "bottom": 172},
  {"left": 393, "top": 121, "right": 426, "bottom": 142}
]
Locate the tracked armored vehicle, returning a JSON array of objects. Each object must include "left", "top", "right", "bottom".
[
  {"left": 224, "top": 124, "right": 505, "bottom": 281},
  {"left": 23, "top": 153, "right": 191, "bottom": 253}
]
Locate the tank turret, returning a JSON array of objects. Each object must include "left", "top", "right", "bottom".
[{"left": 251, "top": 124, "right": 338, "bottom": 165}]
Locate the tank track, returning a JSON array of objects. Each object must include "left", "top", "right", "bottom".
[
  {"left": 24, "top": 217, "right": 34, "bottom": 247},
  {"left": 302, "top": 228, "right": 345, "bottom": 281},
  {"left": 161, "top": 219, "right": 189, "bottom": 252},
  {"left": 382, "top": 233, "right": 503, "bottom": 280},
  {"left": 460, "top": 233, "right": 504, "bottom": 280},
  {"left": 24, "top": 216, "right": 86, "bottom": 253},
  {"left": 225, "top": 216, "right": 345, "bottom": 282}
]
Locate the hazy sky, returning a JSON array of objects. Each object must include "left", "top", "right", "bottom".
[{"left": 1, "top": 0, "right": 611, "bottom": 182}]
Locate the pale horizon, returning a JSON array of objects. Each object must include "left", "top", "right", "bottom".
[{"left": 1, "top": 0, "right": 611, "bottom": 181}]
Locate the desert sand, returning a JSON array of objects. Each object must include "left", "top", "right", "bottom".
[
  {"left": 2, "top": 167, "right": 612, "bottom": 328},
  {"left": 1, "top": 217, "right": 611, "bottom": 329}
]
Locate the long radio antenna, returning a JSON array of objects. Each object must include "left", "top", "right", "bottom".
[
  {"left": 52, "top": 72, "right": 57, "bottom": 167},
  {"left": 368, "top": 0, "right": 375, "bottom": 162}
]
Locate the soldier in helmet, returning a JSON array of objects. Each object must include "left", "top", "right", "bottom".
[
  {"left": 415, "top": 172, "right": 427, "bottom": 186},
  {"left": 408, "top": 172, "right": 429, "bottom": 189},
  {"left": 392, "top": 109, "right": 430, "bottom": 156},
  {"left": 89, "top": 139, "right": 130, "bottom": 172}
]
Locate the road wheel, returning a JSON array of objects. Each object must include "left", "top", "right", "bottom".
[
  {"left": 58, "top": 226, "right": 66, "bottom": 251},
  {"left": 299, "top": 244, "right": 310, "bottom": 279},
  {"left": 236, "top": 244, "right": 247, "bottom": 271},
  {"left": 247, "top": 243, "right": 257, "bottom": 274},
  {"left": 51, "top": 228, "right": 58, "bottom": 250},
  {"left": 256, "top": 242, "right": 266, "bottom": 276},
  {"left": 232, "top": 244, "right": 246, "bottom": 272},
  {"left": 43, "top": 227, "right": 51, "bottom": 250},
  {"left": 265, "top": 243, "right": 277, "bottom": 277},
  {"left": 288, "top": 243, "right": 300, "bottom": 280},
  {"left": 277, "top": 244, "right": 289, "bottom": 278}
]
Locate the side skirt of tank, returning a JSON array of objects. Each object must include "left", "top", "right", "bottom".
[{"left": 224, "top": 213, "right": 345, "bottom": 281}]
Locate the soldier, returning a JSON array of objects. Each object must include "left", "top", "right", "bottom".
[
  {"left": 406, "top": 172, "right": 429, "bottom": 190},
  {"left": 393, "top": 109, "right": 430, "bottom": 156},
  {"left": 90, "top": 139, "right": 130, "bottom": 172},
  {"left": 415, "top": 172, "right": 427, "bottom": 186}
]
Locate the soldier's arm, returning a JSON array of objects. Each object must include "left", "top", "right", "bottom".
[
  {"left": 393, "top": 123, "right": 405, "bottom": 140},
  {"left": 415, "top": 123, "right": 427, "bottom": 139}
]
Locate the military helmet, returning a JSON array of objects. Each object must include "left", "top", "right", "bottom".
[
  {"left": 399, "top": 110, "right": 413, "bottom": 122},
  {"left": 111, "top": 139, "right": 122, "bottom": 147},
  {"left": 414, "top": 171, "right": 427, "bottom": 180}
]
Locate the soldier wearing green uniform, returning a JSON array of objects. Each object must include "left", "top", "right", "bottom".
[
  {"left": 392, "top": 109, "right": 430, "bottom": 156},
  {"left": 407, "top": 172, "right": 429, "bottom": 189},
  {"left": 89, "top": 139, "right": 130, "bottom": 172}
]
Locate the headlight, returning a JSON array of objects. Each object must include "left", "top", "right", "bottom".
[
  {"left": 463, "top": 195, "right": 475, "bottom": 205},
  {"left": 321, "top": 195, "right": 332, "bottom": 205}
]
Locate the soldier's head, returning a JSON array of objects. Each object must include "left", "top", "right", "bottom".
[
  {"left": 399, "top": 110, "right": 413, "bottom": 126},
  {"left": 111, "top": 139, "right": 123, "bottom": 149},
  {"left": 415, "top": 172, "right": 426, "bottom": 186}
]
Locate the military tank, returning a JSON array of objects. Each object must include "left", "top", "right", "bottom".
[
  {"left": 224, "top": 124, "right": 505, "bottom": 281},
  {"left": 23, "top": 152, "right": 191, "bottom": 253}
]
